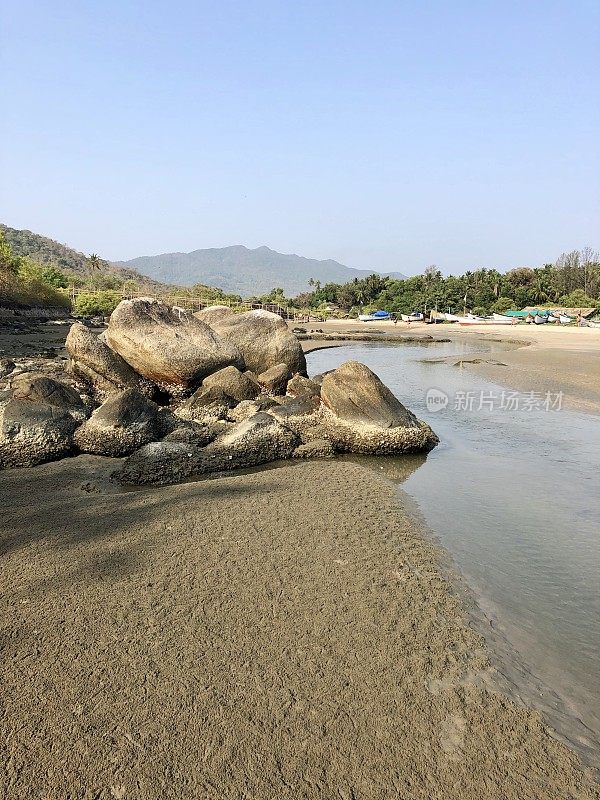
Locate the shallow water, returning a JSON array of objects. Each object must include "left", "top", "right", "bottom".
[{"left": 308, "top": 341, "right": 600, "bottom": 753}]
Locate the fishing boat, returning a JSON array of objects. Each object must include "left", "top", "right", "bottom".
[
  {"left": 533, "top": 314, "right": 548, "bottom": 324},
  {"left": 400, "top": 312, "right": 423, "bottom": 322},
  {"left": 358, "top": 309, "right": 391, "bottom": 322},
  {"left": 456, "top": 315, "right": 492, "bottom": 325},
  {"left": 444, "top": 313, "right": 461, "bottom": 322},
  {"left": 559, "top": 314, "right": 572, "bottom": 324},
  {"left": 491, "top": 313, "right": 516, "bottom": 324},
  {"left": 585, "top": 319, "right": 600, "bottom": 328}
]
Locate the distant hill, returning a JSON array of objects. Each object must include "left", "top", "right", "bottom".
[
  {"left": 0, "top": 225, "right": 171, "bottom": 293},
  {"left": 117, "top": 245, "right": 406, "bottom": 297}
]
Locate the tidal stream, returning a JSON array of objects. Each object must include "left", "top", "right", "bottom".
[{"left": 308, "top": 340, "right": 600, "bottom": 760}]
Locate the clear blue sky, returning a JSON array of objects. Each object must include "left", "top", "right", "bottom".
[{"left": 1, "top": 0, "right": 598, "bottom": 275}]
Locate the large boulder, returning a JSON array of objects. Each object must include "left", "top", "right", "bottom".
[
  {"left": 202, "top": 412, "right": 298, "bottom": 473},
  {"left": 106, "top": 298, "right": 243, "bottom": 392},
  {"left": 0, "top": 399, "right": 78, "bottom": 468},
  {"left": 117, "top": 413, "right": 298, "bottom": 485},
  {"left": 117, "top": 441, "right": 204, "bottom": 485},
  {"left": 211, "top": 310, "right": 306, "bottom": 376},
  {"left": 10, "top": 372, "right": 88, "bottom": 423},
  {"left": 320, "top": 361, "right": 420, "bottom": 429},
  {"left": 66, "top": 322, "right": 152, "bottom": 398},
  {"left": 74, "top": 388, "right": 159, "bottom": 457},
  {"left": 202, "top": 365, "right": 260, "bottom": 402},
  {"left": 194, "top": 305, "right": 234, "bottom": 326}
]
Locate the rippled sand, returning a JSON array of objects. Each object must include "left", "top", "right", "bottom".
[{"left": 1, "top": 456, "right": 597, "bottom": 799}]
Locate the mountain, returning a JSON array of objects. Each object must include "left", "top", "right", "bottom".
[
  {"left": 117, "top": 245, "right": 406, "bottom": 297},
  {"left": 0, "top": 225, "right": 171, "bottom": 293}
]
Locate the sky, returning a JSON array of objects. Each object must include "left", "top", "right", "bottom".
[{"left": 1, "top": 0, "right": 598, "bottom": 276}]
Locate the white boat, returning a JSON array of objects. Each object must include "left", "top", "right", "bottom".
[
  {"left": 559, "top": 314, "right": 572, "bottom": 324},
  {"left": 444, "top": 313, "right": 461, "bottom": 322},
  {"left": 456, "top": 315, "right": 492, "bottom": 325},
  {"left": 585, "top": 319, "right": 600, "bottom": 328},
  {"left": 358, "top": 314, "right": 374, "bottom": 321},
  {"left": 400, "top": 312, "right": 423, "bottom": 322},
  {"left": 492, "top": 313, "right": 516, "bottom": 324},
  {"left": 533, "top": 314, "right": 547, "bottom": 324}
]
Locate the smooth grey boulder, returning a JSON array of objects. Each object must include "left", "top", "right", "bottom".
[
  {"left": 106, "top": 298, "right": 243, "bottom": 392},
  {"left": 66, "top": 322, "right": 151, "bottom": 398},
  {"left": 202, "top": 365, "right": 260, "bottom": 402},
  {"left": 175, "top": 385, "right": 235, "bottom": 422},
  {"left": 74, "top": 388, "right": 159, "bottom": 457},
  {"left": 320, "top": 361, "right": 420, "bottom": 429},
  {"left": 193, "top": 305, "right": 234, "bottom": 326},
  {"left": 0, "top": 399, "right": 78, "bottom": 468},
  {"left": 257, "top": 362, "right": 290, "bottom": 394},
  {"left": 211, "top": 310, "right": 306, "bottom": 376},
  {"left": 11, "top": 372, "right": 88, "bottom": 423}
]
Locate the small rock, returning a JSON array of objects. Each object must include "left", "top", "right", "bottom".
[
  {"left": 202, "top": 365, "right": 260, "bottom": 402},
  {"left": 258, "top": 363, "right": 290, "bottom": 394},
  {"left": 286, "top": 373, "right": 321, "bottom": 399},
  {"left": 175, "top": 385, "right": 235, "bottom": 423}
]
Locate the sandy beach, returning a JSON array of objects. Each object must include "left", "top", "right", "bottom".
[
  {"left": 297, "top": 318, "right": 600, "bottom": 415},
  {"left": 1, "top": 317, "right": 599, "bottom": 797},
  {"left": 2, "top": 455, "right": 598, "bottom": 799}
]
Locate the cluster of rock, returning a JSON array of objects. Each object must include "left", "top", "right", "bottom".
[{"left": 0, "top": 298, "right": 437, "bottom": 483}]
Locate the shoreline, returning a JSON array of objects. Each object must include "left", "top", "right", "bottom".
[
  {"left": 1, "top": 316, "right": 599, "bottom": 795},
  {"left": 1, "top": 455, "right": 598, "bottom": 797},
  {"left": 297, "top": 319, "right": 600, "bottom": 415}
]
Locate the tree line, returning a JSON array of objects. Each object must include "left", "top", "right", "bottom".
[{"left": 286, "top": 249, "right": 600, "bottom": 316}]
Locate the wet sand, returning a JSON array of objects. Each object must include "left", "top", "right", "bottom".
[
  {"left": 2, "top": 456, "right": 598, "bottom": 799},
  {"left": 2, "top": 316, "right": 600, "bottom": 796}
]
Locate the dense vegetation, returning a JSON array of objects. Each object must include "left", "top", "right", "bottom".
[
  {"left": 0, "top": 225, "right": 171, "bottom": 296},
  {"left": 0, "top": 227, "right": 243, "bottom": 315},
  {"left": 0, "top": 231, "right": 70, "bottom": 309},
  {"left": 2, "top": 223, "right": 598, "bottom": 319},
  {"left": 286, "top": 249, "right": 600, "bottom": 316}
]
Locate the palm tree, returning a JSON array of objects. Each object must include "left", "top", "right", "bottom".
[{"left": 88, "top": 253, "right": 100, "bottom": 274}]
